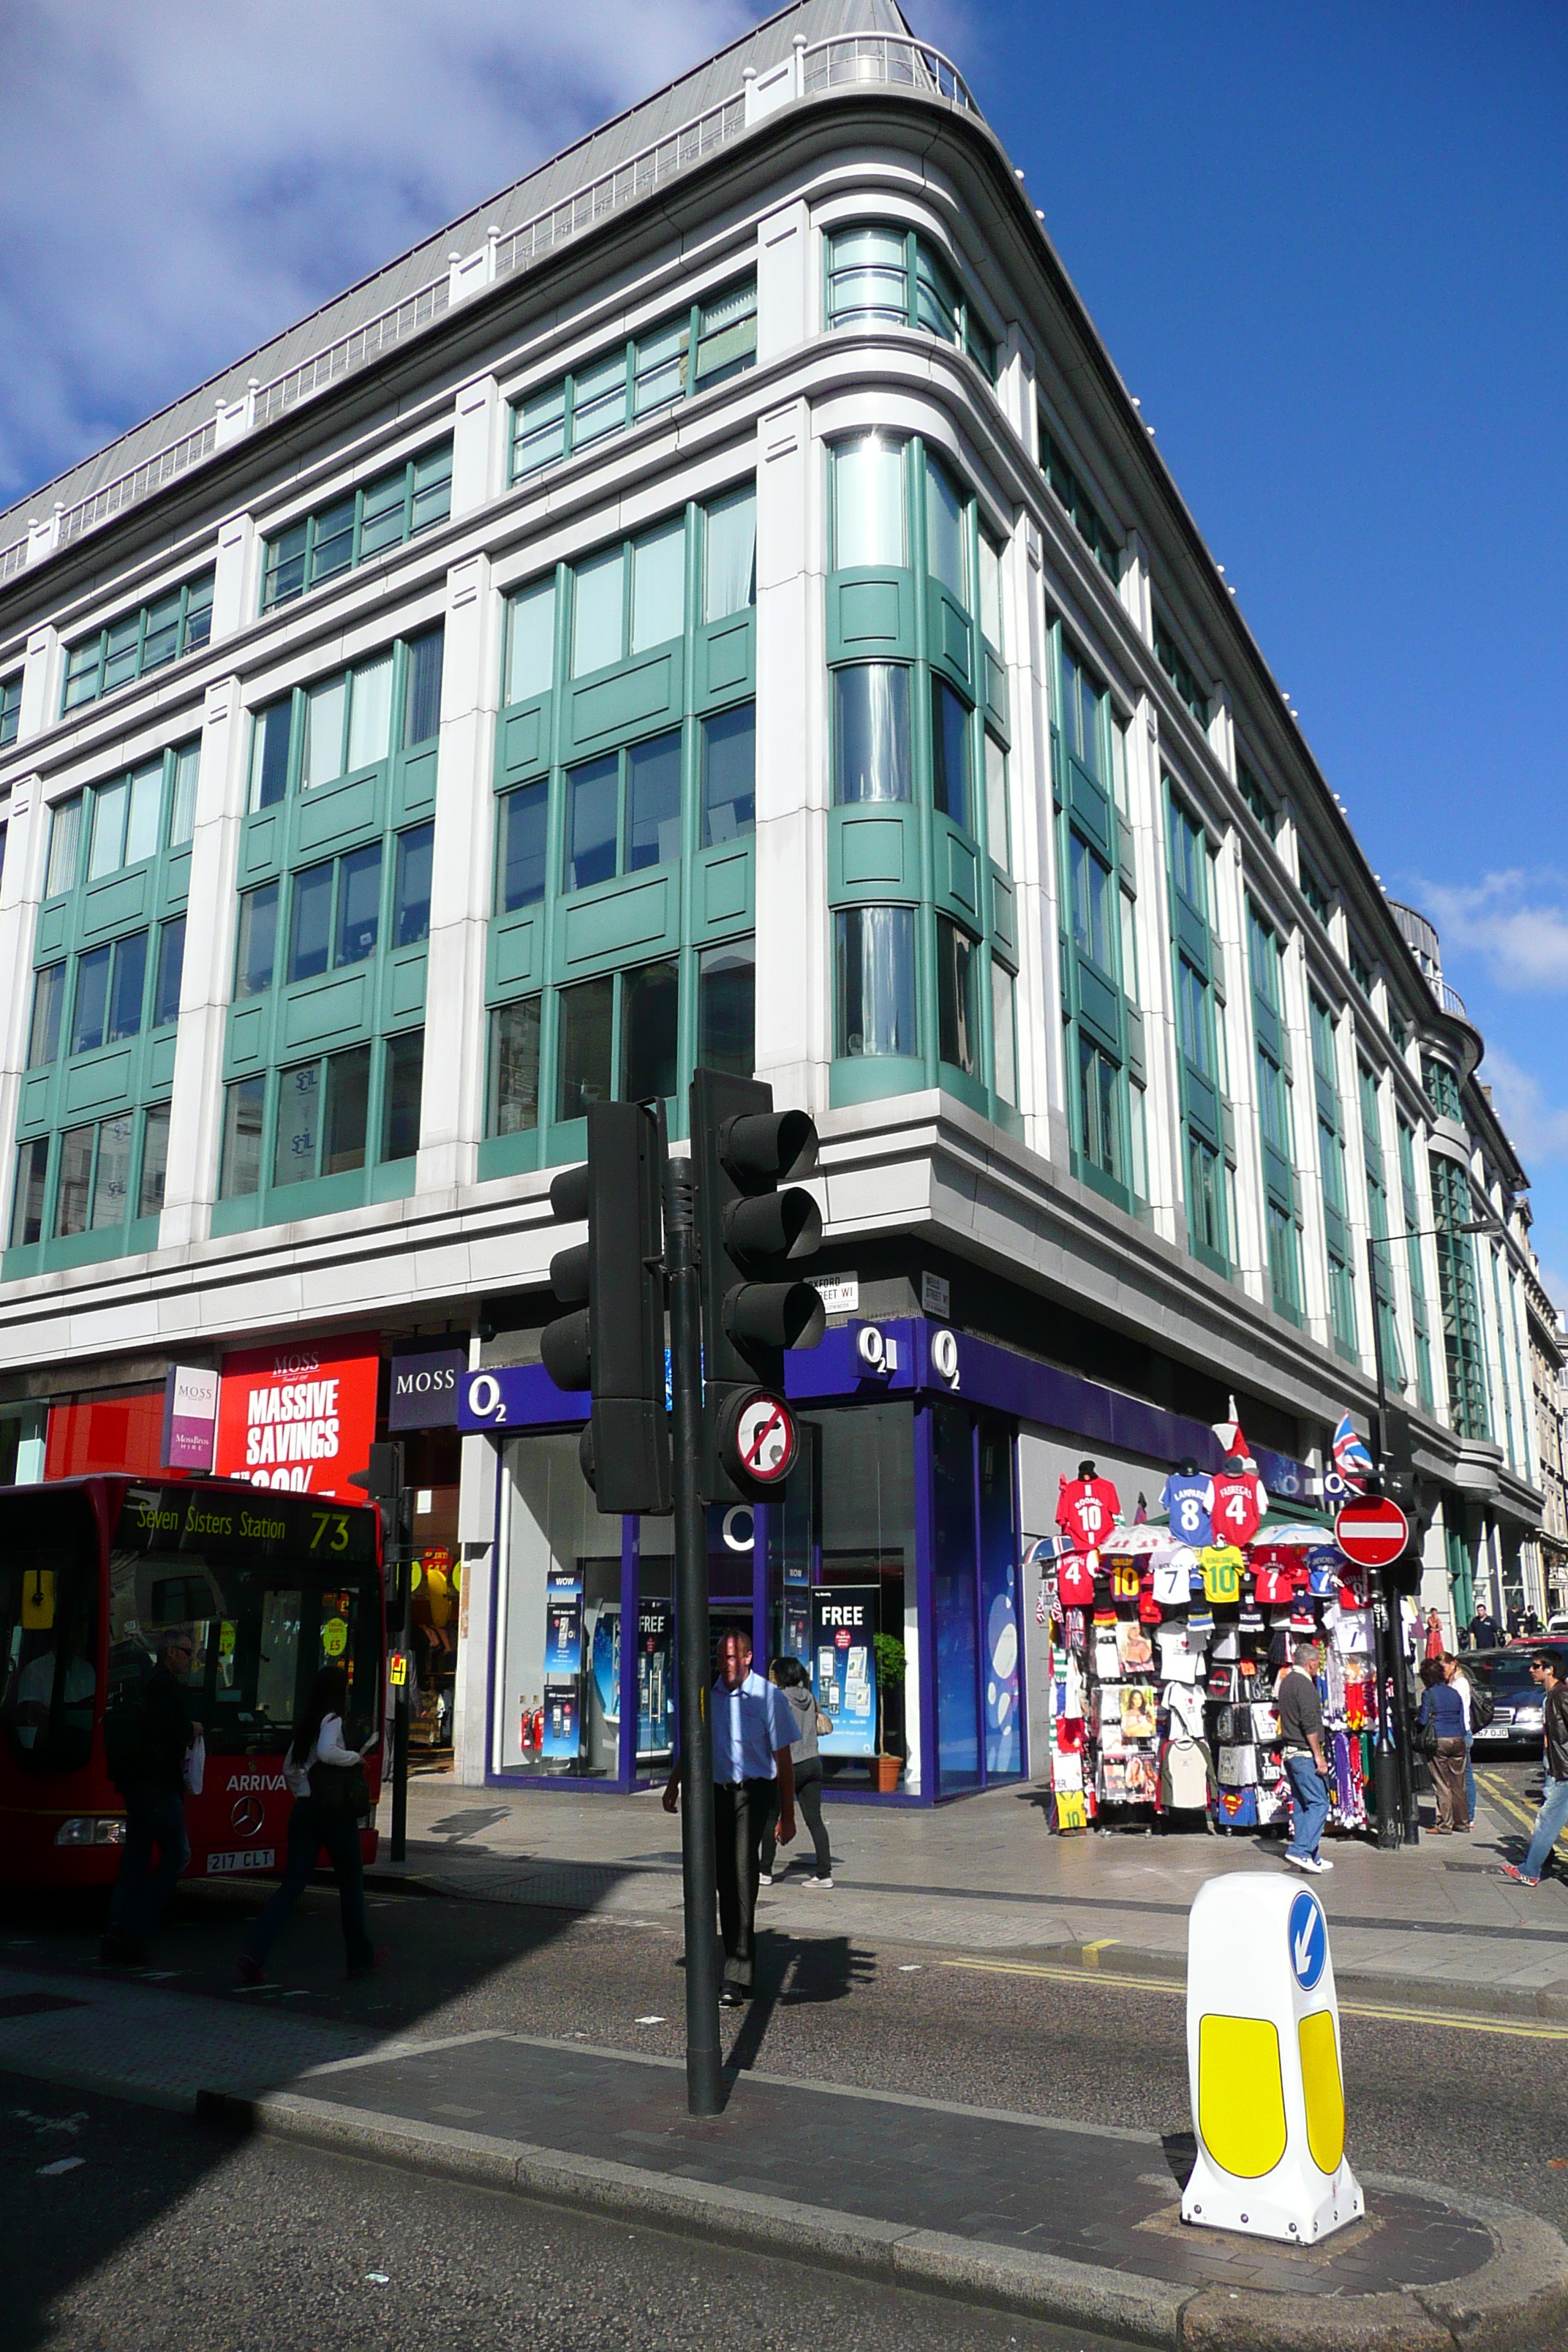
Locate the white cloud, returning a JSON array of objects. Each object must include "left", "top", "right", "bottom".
[
  {"left": 0, "top": 0, "right": 759, "bottom": 507},
  {"left": 1477, "top": 1044, "right": 1568, "bottom": 1170},
  {"left": 1416, "top": 870, "right": 1568, "bottom": 992}
]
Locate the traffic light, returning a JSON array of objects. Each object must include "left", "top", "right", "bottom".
[
  {"left": 691, "top": 1068, "right": 824, "bottom": 1501},
  {"left": 1370, "top": 1402, "right": 1426, "bottom": 1594},
  {"left": 538, "top": 1098, "right": 671, "bottom": 1515}
]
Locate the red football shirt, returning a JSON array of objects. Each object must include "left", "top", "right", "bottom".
[
  {"left": 1210, "top": 1471, "right": 1267, "bottom": 1548},
  {"left": 1057, "top": 1477, "right": 1121, "bottom": 1550}
]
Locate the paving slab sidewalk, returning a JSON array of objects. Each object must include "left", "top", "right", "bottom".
[
  {"left": 4, "top": 1954, "right": 1567, "bottom": 2350},
  {"left": 386, "top": 1768, "right": 1568, "bottom": 2011}
]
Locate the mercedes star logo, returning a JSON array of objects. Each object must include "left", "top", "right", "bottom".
[{"left": 230, "top": 1795, "right": 265, "bottom": 1838}]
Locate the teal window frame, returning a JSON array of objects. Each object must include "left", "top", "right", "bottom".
[
  {"left": 0, "top": 668, "right": 20, "bottom": 747},
  {"left": 1247, "top": 902, "right": 1300, "bottom": 1321},
  {"left": 826, "top": 225, "right": 996, "bottom": 381},
  {"left": 1311, "top": 993, "right": 1357, "bottom": 1357},
  {"left": 1166, "top": 787, "right": 1230, "bottom": 1270},
  {"left": 1153, "top": 615, "right": 1208, "bottom": 724},
  {"left": 508, "top": 277, "right": 758, "bottom": 485},
  {"left": 1237, "top": 756, "right": 1277, "bottom": 839},
  {"left": 1349, "top": 941, "right": 1374, "bottom": 998},
  {"left": 484, "top": 489, "right": 758, "bottom": 1174},
  {"left": 260, "top": 442, "right": 453, "bottom": 614},
  {"left": 61, "top": 573, "right": 214, "bottom": 713},
  {"left": 1431, "top": 1152, "right": 1490, "bottom": 1440},
  {"left": 1300, "top": 862, "right": 1333, "bottom": 927},
  {"left": 1038, "top": 420, "right": 1120, "bottom": 582},
  {"left": 1056, "top": 632, "right": 1139, "bottom": 1210},
  {"left": 1422, "top": 1054, "right": 1463, "bottom": 1122},
  {"left": 1398, "top": 1118, "right": 1436, "bottom": 1411},
  {"left": 823, "top": 434, "right": 1013, "bottom": 1127},
  {"left": 1358, "top": 1060, "right": 1404, "bottom": 1389}
]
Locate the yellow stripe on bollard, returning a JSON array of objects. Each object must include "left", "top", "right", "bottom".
[
  {"left": 1197, "top": 2015, "right": 1287, "bottom": 2179},
  {"left": 1297, "top": 2010, "right": 1346, "bottom": 2175}
]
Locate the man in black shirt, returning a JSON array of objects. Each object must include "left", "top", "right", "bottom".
[
  {"left": 1469, "top": 1607, "right": 1501, "bottom": 1651},
  {"left": 1501, "top": 1654, "right": 1568, "bottom": 1889},
  {"left": 103, "top": 1630, "right": 202, "bottom": 1964},
  {"left": 1278, "top": 1639, "right": 1333, "bottom": 1876}
]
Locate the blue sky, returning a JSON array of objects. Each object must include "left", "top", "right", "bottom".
[{"left": 2, "top": 0, "right": 1564, "bottom": 1281}]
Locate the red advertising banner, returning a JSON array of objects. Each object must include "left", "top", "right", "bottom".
[{"left": 215, "top": 1335, "right": 380, "bottom": 1499}]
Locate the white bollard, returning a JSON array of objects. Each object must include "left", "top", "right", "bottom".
[{"left": 1181, "top": 1874, "right": 1363, "bottom": 2244}]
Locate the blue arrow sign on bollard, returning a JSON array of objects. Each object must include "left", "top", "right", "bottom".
[{"left": 1289, "top": 1890, "right": 1327, "bottom": 1991}]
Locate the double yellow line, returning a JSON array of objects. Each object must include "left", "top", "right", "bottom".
[
  {"left": 938, "top": 1956, "right": 1568, "bottom": 2043},
  {"left": 1475, "top": 1766, "right": 1563, "bottom": 1847}
]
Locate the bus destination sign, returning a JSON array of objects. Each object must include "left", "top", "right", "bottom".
[{"left": 116, "top": 1483, "right": 377, "bottom": 1568}]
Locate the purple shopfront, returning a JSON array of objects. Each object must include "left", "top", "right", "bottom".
[{"left": 459, "top": 1319, "right": 1316, "bottom": 1804}]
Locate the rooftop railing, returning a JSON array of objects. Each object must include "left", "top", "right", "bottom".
[{"left": 0, "top": 32, "right": 981, "bottom": 585}]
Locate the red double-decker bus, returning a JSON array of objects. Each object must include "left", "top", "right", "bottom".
[{"left": 0, "top": 1477, "right": 384, "bottom": 1891}]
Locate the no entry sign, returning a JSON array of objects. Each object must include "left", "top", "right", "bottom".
[{"left": 1334, "top": 1495, "right": 1409, "bottom": 1569}]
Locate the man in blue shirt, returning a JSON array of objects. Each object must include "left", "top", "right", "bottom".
[{"left": 664, "top": 1629, "right": 795, "bottom": 2005}]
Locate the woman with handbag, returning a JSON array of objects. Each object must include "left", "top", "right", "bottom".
[
  {"left": 1415, "top": 1656, "right": 1470, "bottom": 1833},
  {"left": 758, "top": 1658, "right": 834, "bottom": 1889},
  {"left": 238, "top": 1665, "right": 380, "bottom": 1983}
]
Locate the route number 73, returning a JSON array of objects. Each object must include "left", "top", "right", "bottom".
[{"left": 310, "top": 1512, "right": 350, "bottom": 1552}]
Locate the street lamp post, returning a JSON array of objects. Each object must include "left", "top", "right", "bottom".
[{"left": 1363, "top": 1213, "right": 1502, "bottom": 1851}]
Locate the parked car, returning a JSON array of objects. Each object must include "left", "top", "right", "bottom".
[
  {"left": 1463, "top": 1640, "right": 1568, "bottom": 1754},
  {"left": 1548, "top": 1614, "right": 1568, "bottom": 1635}
]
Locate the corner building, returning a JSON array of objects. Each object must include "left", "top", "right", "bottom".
[{"left": 0, "top": 0, "right": 1548, "bottom": 1801}]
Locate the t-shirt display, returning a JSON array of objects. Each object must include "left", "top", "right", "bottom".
[{"left": 1039, "top": 1452, "right": 1381, "bottom": 1844}]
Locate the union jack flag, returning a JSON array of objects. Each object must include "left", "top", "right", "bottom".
[{"left": 1332, "top": 1414, "right": 1375, "bottom": 1490}]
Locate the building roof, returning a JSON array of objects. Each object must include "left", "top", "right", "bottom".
[{"left": 0, "top": 0, "right": 922, "bottom": 568}]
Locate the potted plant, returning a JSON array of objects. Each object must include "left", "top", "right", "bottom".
[{"left": 872, "top": 1632, "right": 906, "bottom": 1792}]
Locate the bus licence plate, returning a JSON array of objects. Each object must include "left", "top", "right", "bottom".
[{"left": 205, "top": 1848, "right": 276, "bottom": 1874}]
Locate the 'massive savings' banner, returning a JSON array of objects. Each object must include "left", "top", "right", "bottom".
[{"left": 215, "top": 1334, "right": 380, "bottom": 1498}]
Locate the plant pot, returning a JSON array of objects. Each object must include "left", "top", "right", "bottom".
[{"left": 871, "top": 1753, "right": 902, "bottom": 1793}]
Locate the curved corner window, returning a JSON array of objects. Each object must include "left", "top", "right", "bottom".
[
  {"left": 834, "top": 905, "right": 916, "bottom": 1059},
  {"left": 831, "top": 434, "right": 906, "bottom": 570},
  {"left": 924, "top": 456, "right": 967, "bottom": 604},
  {"left": 834, "top": 666, "right": 911, "bottom": 805},
  {"left": 826, "top": 227, "right": 996, "bottom": 380},
  {"left": 930, "top": 679, "right": 972, "bottom": 834}
]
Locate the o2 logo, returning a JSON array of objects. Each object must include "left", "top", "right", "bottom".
[{"left": 465, "top": 1373, "right": 510, "bottom": 1425}]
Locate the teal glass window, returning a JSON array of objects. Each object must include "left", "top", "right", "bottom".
[
  {"left": 55, "top": 1117, "right": 136, "bottom": 1237},
  {"left": 1058, "top": 643, "right": 1108, "bottom": 786},
  {"left": 834, "top": 666, "right": 911, "bottom": 804},
  {"left": 1237, "top": 757, "right": 1276, "bottom": 838},
  {"left": 1168, "top": 796, "right": 1207, "bottom": 918},
  {"left": 985, "top": 735, "right": 1010, "bottom": 873},
  {"left": 509, "top": 277, "right": 757, "bottom": 483},
  {"left": 72, "top": 942, "right": 113, "bottom": 1055},
  {"left": 286, "top": 848, "right": 380, "bottom": 981},
  {"left": 288, "top": 863, "right": 334, "bottom": 982},
  {"left": 138, "top": 1105, "right": 171, "bottom": 1218},
  {"left": 235, "top": 884, "right": 279, "bottom": 999},
  {"left": 260, "top": 442, "right": 452, "bottom": 612},
  {"left": 87, "top": 761, "right": 162, "bottom": 880},
  {"left": 978, "top": 534, "right": 1003, "bottom": 652},
  {"left": 936, "top": 916, "right": 978, "bottom": 1075},
  {"left": 167, "top": 743, "right": 200, "bottom": 847},
  {"left": 826, "top": 227, "right": 995, "bottom": 379},
  {"left": 219, "top": 1077, "right": 265, "bottom": 1200},
  {"left": 248, "top": 701, "right": 293, "bottom": 813},
  {"left": 498, "top": 784, "right": 547, "bottom": 912},
  {"left": 1422, "top": 1055, "right": 1463, "bottom": 1121},
  {"left": 1069, "top": 834, "right": 1112, "bottom": 973},
  {"left": 992, "top": 961, "right": 1018, "bottom": 1106},
  {"left": 9, "top": 1140, "right": 48, "bottom": 1249},
  {"left": 704, "top": 487, "right": 757, "bottom": 621},
  {"left": 557, "top": 975, "right": 614, "bottom": 1117},
  {"left": 1079, "top": 1036, "right": 1122, "bottom": 1180},
  {"left": 403, "top": 629, "right": 445, "bottom": 746},
  {"left": 930, "top": 678, "right": 972, "bottom": 832},
  {"left": 700, "top": 704, "right": 755, "bottom": 845},
  {"left": 247, "top": 631, "right": 437, "bottom": 810},
  {"left": 107, "top": 930, "right": 148, "bottom": 1043},
  {"left": 152, "top": 919, "right": 185, "bottom": 1030},
  {"left": 698, "top": 938, "right": 755, "bottom": 1077},
  {"left": 1176, "top": 956, "right": 1210, "bottom": 1073},
  {"left": 0, "top": 670, "right": 21, "bottom": 747},
  {"left": 336, "top": 844, "right": 382, "bottom": 966},
  {"left": 488, "top": 999, "right": 541, "bottom": 1137},
  {"left": 627, "top": 733, "right": 682, "bottom": 870},
  {"left": 393, "top": 824, "right": 433, "bottom": 947},
  {"left": 1038, "top": 421, "right": 1120, "bottom": 582},
  {"left": 382, "top": 1030, "right": 424, "bottom": 1161},
  {"left": 28, "top": 965, "right": 65, "bottom": 1068},
  {"left": 61, "top": 570, "right": 214, "bottom": 712},
  {"left": 45, "top": 796, "right": 82, "bottom": 898},
  {"left": 1153, "top": 615, "right": 1208, "bottom": 724},
  {"left": 831, "top": 434, "right": 905, "bottom": 568},
  {"left": 924, "top": 458, "right": 967, "bottom": 603},
  {"left": 271, "top": 1044, "right": 372, "bottom": 1187},
  {"left": 1300, "top": 863, "right": 1333, "bottom": 927},
  {"left": 565, "top": 755, "right": 619, "bottom": 891},
  {"left": 835, "top": 905, "right": 916, "bottom": 1058},
  {"left": 505, "top": 579, "right": 556, "bottom": 704},
  {"left": 621, "top": 958, "right": 679, "bottom": 1101},
  {"left": 1349, "top": 943, "right": 1373, "bottom": 997}
]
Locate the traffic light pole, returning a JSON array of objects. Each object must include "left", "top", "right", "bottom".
[
  {"left": 1366, "top": 1236, "right": 1418, "bottom": 1849},
  {"left": 391, "top": 1521, "right": 412, "bottom": 1864},
  {"left": 664, "top": 1150, "right": 723, "bottom": 2117}
]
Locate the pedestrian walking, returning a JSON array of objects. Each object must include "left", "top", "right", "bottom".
[
  {"left": 238, "top": 1665, "right": 378, "bottom": 1983},
  {"left": 758, "top": 1658, "right": 833, "bottom": 1889},
  {"left": 1276, "top": 1640, "right": 1334, "bottom": 1875},
  {"left": 102, "top": 1628, "right": 203, "bottom": 1964},
  {"left": 663, "top": 1629, "right": 794, "bottom": 2005},
  {"left": 1415, "top": 1657, "right": 1470, "bottom": 1833},
  {"left": 1499, "top": 1652, "right": 1568, "bottom": 1888},
  {"left": 1469, "top": 1606, "right": 1500, "bottom": 1651},
  {"left": 1424, "top": 1609, "right": 1445, "bottom": 1662},
  {"left": 1443, "top": 1652, "right": 1478, "bottom": 1823}
]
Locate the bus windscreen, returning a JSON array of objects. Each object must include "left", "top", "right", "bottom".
[
  {"left": 109, "top": 1485, "right": 382, "bottom": 1753},
  {"left": 0, "top": 1488, "right": 100, "bottom": 1776}
]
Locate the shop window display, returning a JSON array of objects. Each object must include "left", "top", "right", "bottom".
[
  {"left": 499, "top": 1431, "right": 622, "bottom": 1776},
  {"left": 1036, "top": 1431, "right": 1379, "bottom": 1839}
]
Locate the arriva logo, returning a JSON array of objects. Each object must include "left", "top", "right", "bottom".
[{"left": 229, "top": 1771, "right": 286, "bottom": 1793}]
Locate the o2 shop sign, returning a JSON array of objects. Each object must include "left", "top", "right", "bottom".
[{"left": 215, "top": 1335, "right": 380, "bottom": 1499}]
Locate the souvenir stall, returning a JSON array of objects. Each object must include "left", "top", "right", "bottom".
[{"left": 1036, "top": 1452, "right": 1379, "bottom": 1841}]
